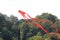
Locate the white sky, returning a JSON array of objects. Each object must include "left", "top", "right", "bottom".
[{"left": 0, "top": 0, "right": 60, "bottom": 19}]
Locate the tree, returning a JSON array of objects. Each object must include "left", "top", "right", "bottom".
[
  {"left": 27, "top": 36, "right": 44, "bottom": 40},
  {"left": 0, "top": 12, "right": 60, "bottom": 40},
  {"left": 55, "top": 20, "right": 60, "bottom": 33},
  {"left": 0, "top": 13, "right": 6, "bottom": 32},
  {"left": 36, "top": 13, "right": 58, "bottom": 23},
  {"left": 43, "top": 34, "right": 51, "bottom": 40},
  {"left": 8, "top": 15, "right": 18, "bottom": 24},
  {"left": 1, "top": 30, "right": 12, "bottom": 40},
  {"left": 19, "top": 22, "right": 30, "bottom": 40},
  {"left": 0, "top": 37, "right": 3, "bottom": 40}
]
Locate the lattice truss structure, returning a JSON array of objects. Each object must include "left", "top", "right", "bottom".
[{"left": 18, "top": 10, "right": 60, "bottom": 39}]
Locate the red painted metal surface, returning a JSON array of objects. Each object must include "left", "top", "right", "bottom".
[
  {"left": 18, "top": 10, "right": 60, "bottom": 39},
  {"left": 18, "top": 10, "right": 58, "bottom": 34}
]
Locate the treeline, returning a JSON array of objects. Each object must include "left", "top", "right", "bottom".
[{"left": 0, "top": 13, "right": 60, "bottom": 40}]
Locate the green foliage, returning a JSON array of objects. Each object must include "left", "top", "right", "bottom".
[
  {"left": 27, "top": 35, "right": 51, "bottom": 40},
  {"left": 36, "top": 13, "right": 58, "bottom": 23},
  {"left": 55, "top": 20, "right": 60, "bottom": 33},
  {"left": 0, "top": 37, "right": 3, "bottom": 40},
  {"left": 37, "top": 32, "right": 42, "bottom": 36},
  {"left": 0, "top": 12, "right": 60, "bottom": 40},
  {"left": 43, "top": 34, "right": 51, "bottom": 40},
  {"left": 41, "top": 22, "right": 55, "bottom": 32},
  {"left": 27, "top": 36, "right": 44, "bottom": 40}
]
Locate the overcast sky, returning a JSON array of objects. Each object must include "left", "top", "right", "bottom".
[{"left": 0, "top": 0, "right": 60, "bottom": 19}]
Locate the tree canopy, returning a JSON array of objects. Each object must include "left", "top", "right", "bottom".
[{"left": 0, "top": 12, "right": 60, "bottom": 40}]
